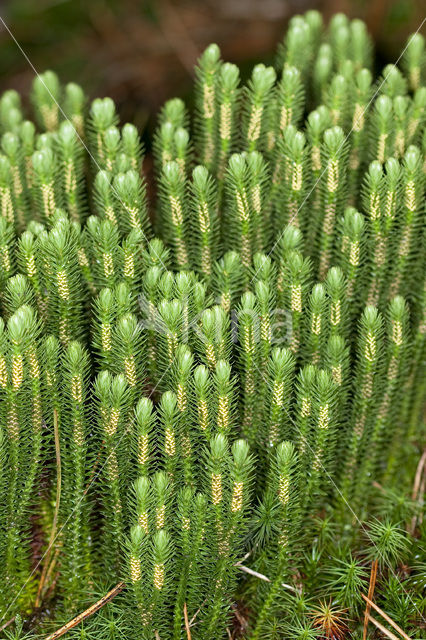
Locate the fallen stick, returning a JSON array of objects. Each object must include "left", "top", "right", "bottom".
[
  {"left": 409, "top": 449, "right": 426, "bottom": 534},
  {"left": 363, "top": 559, "right": 378, "bottom": 640},
  {"left": 183, "top": 602, "right": 192, "bottom": 640},
  {"left": 44, "top": 582, "right": 125, "bottom": 640},
  {"left": 367, "top": 614, "right": 401, "bottom": 640},
  {"left": 0, "top": 617, "right": 15, "bottom": 632},
  {"left": 362, "top": 594, "right": 412, "bottom": 640}
]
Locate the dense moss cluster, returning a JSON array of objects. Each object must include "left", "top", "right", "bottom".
[{"left": 0, "top": 11, "right": 425, "bottom": 640}]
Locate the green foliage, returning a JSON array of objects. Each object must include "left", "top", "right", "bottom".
[{"left": 0, "top": 12, "right": 425, "bottom": 640}]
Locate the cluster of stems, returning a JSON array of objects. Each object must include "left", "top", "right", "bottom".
[{"left": 0, "top": 12, "right": 425, "bottom": 640}]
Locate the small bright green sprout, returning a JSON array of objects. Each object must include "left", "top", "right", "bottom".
[
  {"left": 275, "top": 66, "right": 305, "bottom": 136},
  {"left": 159, "top": 97, "right": 188, "bottom": 129},
  {"left": 158, "top": 161, "right": 189, "bottom": 270},
  {"left": 121, "top": 122, "right": 144, "bottom": 171},
  {"left": 88, "top": 97, "right": 119, "bottom": 167},
  {"left": 134, "top": 398, "right": 155, "bottom": 477},
  {"left": 337, "top": 206, "right": 366, "bottom": 315},
  {"left": 154, "top": 121, "right": 175, "bottom": 174},
  {"left": 278, "top": 15, "right": 315, "bottom": 79},
  {"left": 402, "top": 33, "right": 425, "bottom": 90},
  {"left": 365, "top": 519, "right": 410, "bottom": 568},
  {"left": 56, "top": 121, "right": 86, "bottom": 222},
  {"left": 189, "top": 165, "right": 219, "bottom": 278},
  {"left": 63, "top": 82, "right": 86, "bottom": 137},
  {"left": 407, "top": 86, "right": 426, "bottom": 146},
  {"left": 212, "top": 359, "right": 235, "bottom": 438},
  {"left": 388, "top": 146, "right": 424, "bottom": 299},
  {"left": 325, "top": 334, "right": 349, "bottom": 395},
  {"left": 212, "top": 250, "right": 243, "bottom": 313},
  {"left": 369, "top": 95, "right": 394, "bottom": 164},
  {"left": 242, "top": 64, "right": 276, "bottom": 153},
  {"left": 264, "top": 347, "right": 295, "bottom": 447},
  {"left": 173, "top": 127, "right": 191, "bottom": 178},
  {"left": 304, "top": 283, "right": 327, "bottom": 365},
  {"left": 326, "top": 74, "right": 349, "bottom": 128},
  {"left": 215, "top": 62, "right": 240, "bottom": 181},
  {"left": 31, "top": 147, "right": 59, "bottom": 223},
  {"left": 278, "top": 249, "right": 312, "bottom": 355},
  {"left": 0, "top": 90, "right": 22, "bottom": 130},
  {"left": 2, "top": 132, "right": 28, "bottom": 231},
  {"left": 0, "top": 156, "right": 15, "bottom": 227},
  {"left": 224, "top": 153, "right": 255, "bottom": 270},
  {"left": 0, "top": 218, "right": 15, "bottom": 288},
  {"left": 379, "top": 158, "right": 401, "bottom": 281},
  {"left": 347, "top": 68, "right": 373, "bottom": 199},
  {"left": 196, "top": 305, "right": 231, "bottom": 369},
  {"left": 86, "top": 215, "right": 121, "bottom": 290},
  {"left": 113, "top": 169, "right": 150, "bottom": 236},
  {"left": 3, "top": 274, "right": 34, "bottom": 318},
  {"left": 313, "top": 43, "right": 333, "bottom": 102},
  {"left": 325, "top": 267, "right": 348, "bottom": 338},
  {"left": 380, "top": 64, "right": 408, "bottom": 99},
  {"left": 246, "top": 151, "right": 270, "bottom": 251},
  {"left": 317, "top": 126, "right": 348, "bottom": 279},
  {"left": 274, "top": 126, "right": 309, "bottom": 232},
  {"left": 349, "top": 18, "right": 373, "bottom": 70},
  {"left": 194, "top": 44, "right": 222, "bottom": 170},
  {"left": 158, "top": 390, "right": 180, "bottom": 481},
  {"left": 31, "top": 70, "right": 61, "bottom": 132},
  {"left": 254, "top": 278, "right": 273, "bottom": 367}
]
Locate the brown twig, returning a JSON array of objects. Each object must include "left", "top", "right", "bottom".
[
  {"left": 40, "top": 546, "right": 61, "bottom": 601},
  {"left": 0, "top": 617, "right": 15, "bottom": 632},
  {"left": 411, "top": 449, "right": 426, "bottom": 501},
  {"left": 188, "top": 597, "right": 207, "bottom": 627},
  {"left": 409, "top": 448, "right": 426, "bottom": 534},
  {"left": 183, "top": 602, "right": 192, "bottom": 640},
  {"left": 367, "top": 614, "right": 401, "bottom": 640},
  {"left": 363, "top": 559, "right": 378, "bottom": 640},
  {"left": 44, "top": 572, "right": 60, "bottom": 601},
  {"left": 44, "top": 582, "right": 125, "bottom": 640},
  {"left": 35, "top": 409, "right": 61, "bottom": 609},
  {"left": 362, "top": 594, "right": 412, "bottom": 640},
  {"left": 418, "top": 472, "right": 425, "bottom": 527}
]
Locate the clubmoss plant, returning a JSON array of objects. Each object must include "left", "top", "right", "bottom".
[{"left": 0, "top": 13, "right": 425, "bottom": 639}]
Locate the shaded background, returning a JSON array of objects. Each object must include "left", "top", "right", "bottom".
[{"left": 0, "top": 0, "right": 425, "bottom": 137}]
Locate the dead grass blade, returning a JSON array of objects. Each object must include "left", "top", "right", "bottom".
[
  {"left": 368, "top": 614, "right": 401, "bottom": 640},
  {"left": 362, "top": 594, "right": 412, "bottom": 640},
  {"left": 363, "top": 559, "right": 378, "bottom": 640},
  {"left": 183, "top": 602, "right": 192, "bottom": 640},
  {"left": 409, "top": 448, "right": 426, "bottom": 534}
]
